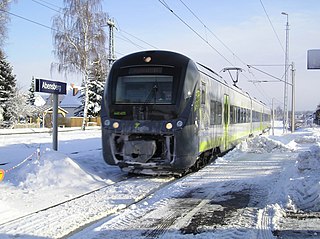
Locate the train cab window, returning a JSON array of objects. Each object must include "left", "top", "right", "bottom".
[{"left": 115, "top": 75, "right": 173, "bottom": 104}]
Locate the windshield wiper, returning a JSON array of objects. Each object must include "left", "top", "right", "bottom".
[{"left": 144, "top": 83, "right": 158, "bottom": 104}]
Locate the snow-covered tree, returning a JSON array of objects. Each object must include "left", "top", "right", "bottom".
[
  {"left": 0, "top": 49, "right": 17, "bottom": 121},
  {"left": 87, "top": 60, "right": 105, "bottom": 117},
  {"left": 51, "top": 0, "right": 107, "bottom": 129},
  {"left": 74, "top": 61, "right": 106, "bottom": 117},
  {"left": 6, "top": 90, "right": 34, "bottom": 122},
  {"left": 27, "top": 77, "right": 36, "bottom": 105}
]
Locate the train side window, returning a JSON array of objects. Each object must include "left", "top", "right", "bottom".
[
  {"left": 216, "top": 101, "right": 222, "bottom": 124},
  {"left": 210, "top": 100, "right": 215, "bottom": 125},
  {"left": 237, "top": 108, "right": 241, "bottom": 123},
  {"left": 253, "top": 111, "right": 259, "bottom": 122},
  {"left": 230, "top": 105, "right": 234, "bottom": 124},
  {"left": 210, "top": 100, "right": 222, "bottom": 125},
  {"left": 233, "top": 106, "right": 237, "bottom": 124},
  {"left": 201, "top": 82, "right": 206, "bottom": 105}
]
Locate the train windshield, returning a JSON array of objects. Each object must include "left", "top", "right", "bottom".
[{"left": 115, "top": 75, "right": 173, "bottom": 104}]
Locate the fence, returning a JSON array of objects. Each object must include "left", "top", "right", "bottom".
[{"left": 56, "top": 117, "right": 101, "bottom": 127}]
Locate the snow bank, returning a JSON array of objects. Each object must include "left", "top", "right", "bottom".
[
  {"left": 288, "top": 143, "right": 320, "bottom": 212},
  {"left": 7, "top": 149, "right": 105, "bottom": 190},
  {"left": 294, "top": 135, "right": 319, "bottom": 144},
  {"left": 238, "top": 135, "right": 292, "bottom": 154},
  {"left": 297, "top": 144, "right": 320, "bottom": 171}
]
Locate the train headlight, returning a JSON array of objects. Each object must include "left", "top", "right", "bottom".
[
  {"left": 113, "top": 122, "right": 119, "bottom": 129},
  {"left": 176, "top": 120, "right": 183, "bottom": 127},
  {"left": 165, "top": 122, "right": 173, "bottom": 130},
  {"left": 104, "top": 119, "right": 110, "bottom": 126}
]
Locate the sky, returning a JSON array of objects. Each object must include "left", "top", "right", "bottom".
[{"left": 4, "top": 0, "right": 320, "bottom": 111}]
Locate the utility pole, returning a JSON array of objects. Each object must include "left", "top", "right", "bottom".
[
  {"left": 291, "top": 62, "right": 295, "bottom": 133},
  {"left": 107, "top": 18, "right": 116, "bottom": 70},
  {"left": 282, "top": 12, "right": 289, "bottom": 134},
  {"left": 272, "top": 98, "right": 275, "bottom": 136}
]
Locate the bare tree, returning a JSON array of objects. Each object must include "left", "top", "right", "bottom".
[
  {"left": 0, "top": 0, "right": 14, "bottom": 47},
  {"left": 51, "top": 0, "right": 108, "bottom": 130}
]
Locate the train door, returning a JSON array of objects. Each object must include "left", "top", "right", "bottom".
[{"left": 223, "top": 94, "right": 230, "bottom": 150}]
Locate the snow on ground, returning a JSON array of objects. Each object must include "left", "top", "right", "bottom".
[
  {"left": 0, "top": 127, "right": 124, "bottom": 224},
  {"left": 0, "top": 122, "right": 320, "bottom": 238}
]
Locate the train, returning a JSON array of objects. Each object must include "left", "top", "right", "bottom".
[
  {"left": 314, "top": 107, "right": 320, "bottom": 125},
  {"left": 100, "top": 50, "right": 271, "bottom": 176}
]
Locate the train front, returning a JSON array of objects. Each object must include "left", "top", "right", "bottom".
[{"left": 100, "top": 50, "right": 200, "bottom": 176}]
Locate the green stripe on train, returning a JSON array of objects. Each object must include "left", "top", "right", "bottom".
[{"left": 199, "top": 127, "right": 268, "bottom": 152}]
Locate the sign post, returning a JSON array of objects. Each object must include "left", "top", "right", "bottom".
[{"left": 35, "top": 78, "right": 67, "bottom": 151}]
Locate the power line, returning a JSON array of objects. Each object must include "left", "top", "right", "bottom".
[
  {"left": 115, "top": 34, "right": 145, "bottom": 50},
  {"left": 158, "top": 0, "right": 234, "bottom": 66},
  {"left": 159, "top": 0, "right": 284, "bottom": 108},
  {"left": 33, "top": 0, "right": 62, "bottom": 11},
  {"left": 119, "top": 29, "right": 158, "bottom": 49},
  {"left": 113, "top": 18, "right": 158, "bottom": 51},
  {"left": 259, "top": 0, "right": 285, "bottom": 52},
  {"left": 179, "top": 0, "right": 247, "bottom": 66},
  {"left": 2, "top": 7, "right": 152, "bottom": 63},
  {"left": 31, "top": 0, "right": 61, "bottom": 13},
  {"left": 0, "top": 8, "right": 56, "bottom": 31}
]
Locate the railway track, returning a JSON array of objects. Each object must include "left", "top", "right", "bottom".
[
  {"left": 69, "top": 152, "right": 290, "bottom": 239},
  {"left": 0, "top": 174, "right": 174, "bottom": 239}
]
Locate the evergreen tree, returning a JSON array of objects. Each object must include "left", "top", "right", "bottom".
[
  {"left": 27, "top": 77, "right": 36, "bottom": 105},
  {"left": 87, "top": 61, "right": 105, "bottom": 117},
  {"left": 74, "top": 61, "right": 106, "bottom": 117},
  {"left": 74, "top": 85, "right": 85, "bottom": 117},
  {"left": 0, "top": 50, "right": 17, "bottom": 121}
]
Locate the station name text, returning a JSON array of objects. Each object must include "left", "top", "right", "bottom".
[{"left": 41, "top": 81, "right": 62, "bottom": 92}]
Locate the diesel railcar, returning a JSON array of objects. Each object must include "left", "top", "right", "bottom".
[{"left": 101, "top": 50, "right": 271, "bottom": 176}]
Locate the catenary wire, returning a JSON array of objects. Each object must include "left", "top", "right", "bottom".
[
  {"left": 259, "top": 0, "right": 285, "bottom": 53},
  {"left": 33, "top": 0, "right": 62, "bottom": 10},
  {"left": 158, "top": 0, "right": 276, "bottom": 107},
  {"left": 118, "top": 29, "right": 158, "bottom": 49},
  {"left": 31, "top": 0, "right": 61, "bottom": 13},
  {"left": 158, "top": 0, "right": 235, "bottom": 66},
  {"left": 30, "top": 0, "right": 157, "bottom": 52},
  {"left": 179, "top": 0, "right": 247, "bottom": 66}
]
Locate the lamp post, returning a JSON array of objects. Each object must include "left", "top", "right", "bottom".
[{"left": 282, "top": 12, "right": 289, "bottom": 133}]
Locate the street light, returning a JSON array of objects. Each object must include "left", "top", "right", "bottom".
[{"left": 282, "top": 12, "right": 289, "bottom": 133}]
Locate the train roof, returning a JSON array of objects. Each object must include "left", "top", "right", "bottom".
[
  {"left": 112, "top": 50, "right": 191, "bottom": 68},
  {"left": 112, "top": 50, "right": 269, "bottom": 108},
  {"left": 196, "top": 62, "right": 267, "bottom": 106}
]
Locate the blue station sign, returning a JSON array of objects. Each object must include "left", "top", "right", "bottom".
[{"left": 35, "top": 78, "right": 67, "bottom": 95}]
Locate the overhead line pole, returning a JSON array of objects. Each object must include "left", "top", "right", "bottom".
[
  {"left": 282, "top": 12, "right": 290, "bottom": 134},
  {"left": 107, "top": 18, "right": 116, "bottom": 70},
  {"left": 291, "top": 62, "right": 295, "bottom": 133}
]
